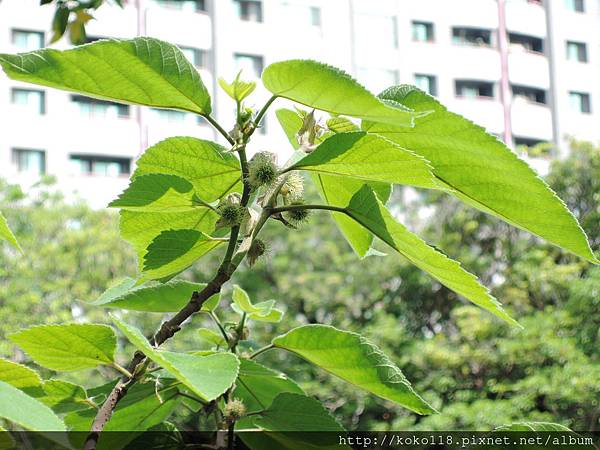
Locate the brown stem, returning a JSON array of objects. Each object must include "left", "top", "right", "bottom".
[
  {"left": 82, "top": 270, "right": 232, "bottom": 450},
  {"left": 83, "top": 113, "right": 269, "bottom": 449},
  {"left": 84, "top": 159, "right": 255, "bottom": 450}
]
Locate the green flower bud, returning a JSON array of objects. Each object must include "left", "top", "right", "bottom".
[
  {"left": 217, "top": 193, "right": 245, "bottom": 228},
  {"left": 247, "top": 238, "right": 266, "bottom": 267},
  {"left": 280, "top": 173, "right": 304, "bottom": 202},
  {"left": 247, "top": 152, "right": 278, "bottom": 189},
  {"left": 284, "top": 203, "right": 310, "bottom": 227},
  {"left": 224, "top": 399, "right": 246, "bottom": 423}
]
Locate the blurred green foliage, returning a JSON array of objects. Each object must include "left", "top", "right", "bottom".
[{"left": 0, "top": 141, "right": 598, "bottom": 431}]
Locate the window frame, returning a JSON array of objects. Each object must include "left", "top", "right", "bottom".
[
  {"left": 11, "top": 88, "right": 47, "bottom": 115},
  {"left": 12, "top": 148, "right": 46, "bottom": 175},
  {"left": 11, "top": 29, "right": 45, "bottom": 51},
  {"left": 565, "top": 0, "right": 585, "bottom": 12},
  {"left": 568, "top": 91, "right": 591, "bottom": 114},
  {"left": 508, "top": 32, "right": 544, "bottom": 54},
  {"left": 71, "top": 95, "right": 130, "bottom": 119},
  {"left": 511, "top": 84, "right": 547, "bottom": 105},
  {"left": 452, "top": 27, "right": 493, "bottom": 47},
  {"left": 566, "top": 41, "right": 588, "bottom": 63},
  {"left": 234, "top": 53, "right": 265, "bottom": 79},
  {"left": 455, "top": 80, "right": 495, "bottom": 99},
  {"left": 235, "top": 0, "right": 264, "bottom": 22},
  {"left": 411, "top": 21, "right": 434, "bottom": 43},
  {"left": 69, "top": 154, "right": 132, "bottom": 177},
  {"left": 414, "top": 74, "right": 438, "bottom": 96}
]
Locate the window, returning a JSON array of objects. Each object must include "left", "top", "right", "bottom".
[
  {"left": 11, "top": 29, "right": 44, "bottom": 51},
  {"left": 452, "top": 27, "right": 492, "bottom": 47},
  {"left": 414, "top": 74, "right": 437, "bottom": 96},
  {"left": 566, "top": 41, "right": 588, "bottom": 62},
  {"left": 508, "top": 33, "right": 544, "bottom": 53},
  {"left": 412, "top": 21, "right": 434, "bottom": 42},
  {"left": 180, "top": 47, "right": 209, "bottom": 69},
  {"left": 568, "top": 92, "right": 591, "bottom": 113},
  {"left": 512, "top": 85, "right": 547, "bottom": 104},
  {"left": 151, "top": 0, "right": 207, "bottom": 12},
  {"left": 12, "top": 149, "right": 46, "bottom": 175},
  {"left": 455, "top": 80, "right": 494, "bottom": 98},
  {"left": 310, "top": 7, "right": 321, "bottom": 27},
  {"left": 11, "top": 88, "right": 46, "bottom": 114},
  {"left": 234, "top": 0, "right": 263, "bottom": 22},
  {"left": 356, "top": 15, "right": 398, "bottom": 49},
  {"left": 69, "top": 155, "right": 131, "bottom": 176},
  {"left": 234, "top": 53, "right": 264, "bottom": 79},
  {"left": 564, "top": 0, "right": 585, "bottom": 12},
  {"left": 71, "top": 95, "right": 130, "bottom": 119}
]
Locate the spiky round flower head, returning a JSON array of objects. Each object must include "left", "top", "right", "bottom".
[
  {"left": 284, "top": 202, "right": 310, "bottom": 227},
  {"left": 280, "top": 173, "right": 305, "bottom": 202},
  {"left": 224, "top": 399, "right": 246, "bottom": 423},
  {"left": 247, "top": 152, "right": 278, "bottom": 189},
  {"left": 247, "top": 238, "right": 267, "bottom": 267},
  {"left": 217, "top": 193, "right": 245, "bottom": 228}
]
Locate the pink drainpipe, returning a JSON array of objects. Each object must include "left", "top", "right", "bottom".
[{"left": 497, "top": 0, "right": 514, "bottom": 148}]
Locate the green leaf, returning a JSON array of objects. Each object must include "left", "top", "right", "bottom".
[
  {"left": 109, "top": 174, "right": 201, "bottom": 213},
  {"left": 132, "top": 137, "right": 241, "bottom": 202},
  {"left": 50, "top": 5, "right": 69, "bottom": 43},
  {"left": 40, "top": 380, "right": 89, "bottom": 414},
  {"left": 272, "top": 325, "right": 436, "bottom": 415},
  {"left": 0, "top": 37, "right": 212, "bottom": 114},
  {"left": 219, "top": 71, "right": 256, "bottom": 103},
  {"left": 232, "top": 285, "right": 263, "bottom": 314},
  {"left": 275, "top": 108, "right": 391, "bottom": 257},
  {"left": 0, "top": 380, "right": 66, "bottom": 431},
  {"left": 9, "top": 324, "right": 117, "bottom": 371},
  {"left": 364, "top": 86, "right": 598, "bottom": 263},
  {"left": 141, "top": 229, "right": 224, "bottom": 282},
  {"left": 112, "top": 316, "right": 239, "bottom": 401},
  {"left": 315, "top": 175, "right": 391, "bottom": 257},
  {"left": 326, "top": 116, "right": 360, "bottom": 133},
  {"left": 198, "top": 328, "right": 227, "bottom": 347},
  {"left": 201, "top": 293, "right": 221, "bottom": 312},
  {"left": 230, "top": 288, "right": 284, "bottom": 322},
  {"left": 248, "top": 301, "right": 284, "bottom": 323},
  {"left": 241, "top": 392, "right": 350, "bottom": 450},
  {"left": 90, "top": 277, "right": 215, "bottom": 313},
  {"left": 119, "top": 137, "right": 240, "bottom": 267},
  {"left": 254, "top": 392, "right": 344, "bottom": 431},
  {"left": 0, "top": 358, "right": 42, "bottom": 390},
  {"left": 120, "top": 209, "right": 219, "bottom": 271},
  {"left": 345, "top": 185, "right": 518, "bottom": 325},
  {"left": 288, "top": 131, "right": 437, "bottom": 189},
  {"left": 65, "top": 381, "right": 179, "bottom": 450},
  {"left": 276, "top": 109, "right": 305, "bottom": 150},
  {"left": 262, "top": 60, "right": 418, "bottom": 126},
  {"left": 234, "top": 359, "right": 304, "bottom": 414},
  {"left": 0, "top": 211, "right": 22, "bottom": 252}
]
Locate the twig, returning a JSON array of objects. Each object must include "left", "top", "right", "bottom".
[
  {"left": 249, "top": 344, "right": 275, "bottom": 359},
  {"left": 203, "top": 114, "right": 235, "bottom": 146},
  {"left": 84, "top": 99, "right": 278, "bottom": 450}
]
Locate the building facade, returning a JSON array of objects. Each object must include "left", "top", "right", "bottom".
[{"left": 0, "top": 0, "right": 598, "bottom": 206}]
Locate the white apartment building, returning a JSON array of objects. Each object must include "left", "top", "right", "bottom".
[{"left": 0, "top": 0, "right": 598, "bottom": 206}]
